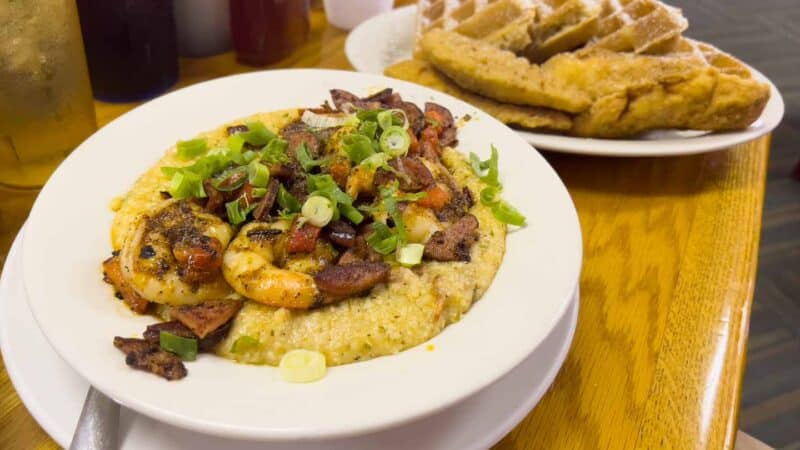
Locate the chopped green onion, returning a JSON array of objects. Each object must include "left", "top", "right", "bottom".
[
  {"left": 168, "top": 171, "right": 206, "bottom": 199},
  {"left": 296, "top": 143, "right": 327, "bottom": 172},
  {"left": 242, "top": 150, "right": 259, "bottom": 163},
  {"left": 379, "top": 126, "right": 411, "bottom": 156},
  {"left": 226, "top": 200, "right": 249, "bottom": 225},
  {"left": 213, "top": 166, "right": 248, "bottom": 192},
  {"left": 480, "top": 186, "right": 502, "bottom": 205},
  {"left": 252, "top": 187, "right": 268, "bottom": 198},
  {"left": 357, "top": 121, "right": 378, "bottom": 139},
  {"left": 176, "top": 138, "right": 208, "bottom": 160},
  {"left": 377, "top": 110, "right": 394, "bottom": 131},
  {"left": 366, "top": 229, "right": 398, "bottom": 255},
  {"left": 343, "top": 133, "right": 375, "bottom": 164},
  {"left": 356, "top": 109, "right": 381, "bottom": 122},
  {"left": 338, "top": 203, "right": 364, "bottom": 225},
  {"left": 301, "top": 195, "right": 335, "bottom": 227},
  {"left": 159, "top": 331, "right": 198, "bottom": 361},
  {"left": 262, "top": 138, "right": 289, "bottom": 164},
  {"left": 379, "top": 183, "right": 406, "bottom": 243},
  {"left": 482, "top": 146, "right": 500, "bottom": 186},
  {"left": 396, "top": 191, "right": 428, "bottom": 203},
  {"left": 491, "top": 200, "right": 526, "bottom": 226},
  {"left": 227, "top": 134, "right": 245, "bottom": 153},
  {"left": 469, "top": 152, "right": 483, "bottom": 175},
  {"left": 241, "top": 121, "right": 276, "bottom": 146},
  {"left": 397, "top": 243, "right": 424, "bottom": 267},
  {"left": 277, "top": 184, "right": 301, "bottom": 213},
  {"left": 231, "top": 335, "right": 259, "bottom": 354},
  {"left": 377, "top": 109, "right": 407, "bottom": 130},
  {"left": 247, "top": 160, "right": 270, "bottom": 187},
  {"left": 279, "top": 349, "right": 327, "bottom": 383},
  {"left": 359, "top": 152, "right": 390, "bottom": 170}
]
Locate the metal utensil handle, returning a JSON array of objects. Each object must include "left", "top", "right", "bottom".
[{"left": 70, "top": 387, "right": 120, "bottom": 450}]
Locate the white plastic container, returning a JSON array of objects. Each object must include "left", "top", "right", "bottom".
[
  {"left": 174, "top": 0, "right": 232, "bottom": 57},
  {"left": 323, "top": 0, "right": 394, "bottom": 30}
]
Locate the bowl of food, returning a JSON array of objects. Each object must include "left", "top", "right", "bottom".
[{"left": 22, "top": 69, "right": 581, "bottom": 440}]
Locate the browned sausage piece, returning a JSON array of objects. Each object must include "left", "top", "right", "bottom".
[
  {"left": 143, "top": 320, "right": 232, "bottom": 353},
  {"left": 424, "top": 102, "right": 457, "bottom": 147},
  {"left": 253, "top": 179, "right": 280, "bottom": 220},
  {"left": 314, "top": 261, "right": 390, "bottom": 299},
  {"left": 393, "top": 157, "right": 435, "bottom": 191},
  {"left": 113, "top": 337, "right": 187, "bottom": 380},
  {"left": 424, "top": 214, "right": 480, "bottom": 262},
  {"left": 326, "top": 220, "right": 357, "bottom": 248},
  {"left": 330, "top": 89, "right": 384, "bottom": 113},
  {"left": 170, "top": 300, "right": 243, "bottom": 339},
  {"left": 281, "top": 122, "right": 321, "bottom": 158}
]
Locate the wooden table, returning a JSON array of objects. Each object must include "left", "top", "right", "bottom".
[{"left": 0, "top": 6, "right": 767, "bottom": 450}]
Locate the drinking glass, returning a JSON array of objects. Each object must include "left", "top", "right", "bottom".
[
  {"left": 76, "top": 0, "right": 179, "bottom": 102},
  {"left": 0, "top": 0, "right": 97, "bottom": 189}
]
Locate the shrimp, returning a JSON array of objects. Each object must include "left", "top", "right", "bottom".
[
  {"left": 119, "top": 199, "right": 234, "bottom": 305},
  {"left": 222, "top": 221, "right": 321, "bottom": 309}
]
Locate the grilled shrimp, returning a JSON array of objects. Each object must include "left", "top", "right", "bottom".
[
  {"left": 120, "top": 199, "right": 234, "bottom": 305},
  {"left": 222, "top": 221, "right": 322, "bottom": 309}
]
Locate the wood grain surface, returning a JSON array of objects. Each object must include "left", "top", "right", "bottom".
[{"left": 0, "top": 4, "right": 768, "bottom": 449}]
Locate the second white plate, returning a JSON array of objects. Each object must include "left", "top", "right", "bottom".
[{"left": 346, "top": 5, "right": 785, "bottom": 157}]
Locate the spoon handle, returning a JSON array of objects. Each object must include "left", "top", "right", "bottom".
[{"left": 70, "top": 387, "right": 120, "bottom": 450}]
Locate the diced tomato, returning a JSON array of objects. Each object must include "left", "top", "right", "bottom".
[
  {"left": 287, "top": 223, "right": 322, "bottom": 254},
  {"left": 425, "top": 109, "right": 446, "bottom": 133},
  {"left": 417, "top": 184, "right": 451, "bottom": 210},
  {"left": 419, "top": 127, "right": 442, "bottom": 160}
]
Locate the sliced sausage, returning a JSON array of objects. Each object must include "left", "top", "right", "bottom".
[
  {"left": 393, "top": 157, "right": 435, "bottom": 191},
  {"left": 424, "top": 214, "right": 479, "bottom": 262},
  {"left": 143, "top": 320, "right": 232, "bottom": 352},
  {"left": 252, "top": 179, "right": 280, "bottom": 220},
  {"left": 314, "top": 261, "right": 391, "bottom": 301},
  {"left": 326, "top": 220, "right": 357, "bottom": 248},
  {"left": 170, "top": 300, "right": 243, "bottom": 339},
  {"left": 113, "top": 337, "right": 187, "bottom": 380},
  {"left": 281, "top": 122, "right": 321, "bottom": 158},
  {"left": 102, "top": 255, "right": 150, "bottom": 314}
]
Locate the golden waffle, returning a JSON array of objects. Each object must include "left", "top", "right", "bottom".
[{"left": 523, "top": 0, "right": 603, "bottom": 63}]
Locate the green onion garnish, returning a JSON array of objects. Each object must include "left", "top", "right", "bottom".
[
  {"left": 338, "top": 203, "right": 364, "bottom": 225},
  {"left": 262, "top": 138, "right": 290, "bottom": 164},
  {"left": 241, "top": 121, "right": 276, "bottom": 146},
  {"left": 252, "top": 187, "right": 267, "bottom": 198},
  {"left": 343, "top": 133, "right": 375, "bottom": 164},
  {"left": 366, "top": 222, "right": 399, "bottom": 255},
  {"left": 176, "top": 138, "right": 208, "bottom": 160},
  {"left": 226, "top": 200, "right": 248, "bottom": 225},
  {"left": 301, "top": 195, "right": 335, "bottom": 227},
  {"left": 357, "top": 121, "right": 378, "bottom": 139},
  {"left": 227, "top": 134, "right": 245, "bottom": 153},
  {"left": 296, "top": 143, "right": 327, "bottom": 172},
  {"left": 231, "top": 335, "right": 259, "bottom": 354},
  {"left": 470, "top": 145, "right": 526, "bottom": 226},
  {"left": 379, "top": 126, "right": 411, "bottom": 156},
  {"left": 168, "top": 171, "right": 206, "bottom": 199},
  {"left": 491, "top": 201, "right": 526, "bottom": 226},
  {"left": 397, "top": 243, "right": 424, "bottom": 267},
  {"left": 247, "top": 160, "right": 270, "bottom": 187},
  {"left": 356, "top": 109, "right": 381, "bottom": 122},
  {"left": 213, "top": 166, "right": 248, "bottom": 192},
  {"left": 242, "top": 150, "right": 259, "bottom": 163},
  {"left": 480, "top": 186, "right": 502, "bottom": 205},
  {"left": 277, "top": 184, "right": 301, "bottom": 213},
  {"left": 159, "top": 331, "right": 198, "bottom": 361},
  {"left": 377, "top": 110, "right": 394, "bottom": 131}
]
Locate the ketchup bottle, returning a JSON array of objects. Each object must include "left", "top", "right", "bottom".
[{"left": 230, "top": 0, "right": 311, "bottom": 66}]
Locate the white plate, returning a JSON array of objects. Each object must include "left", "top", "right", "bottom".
[
  {"left": 1, "top": 230, "right": 579, "bottom": 449},
  {"left": 21, "top": 69, "right": 582, "bottom": 440},
  {"left": 346, "top": 6, "right": 785, "bottom": 156}
]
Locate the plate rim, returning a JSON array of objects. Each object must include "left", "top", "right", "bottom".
[
  {"left": 345, "top": 5, "right": 786, "bottom": 157},
  {"left": 21, "top": 68, "right": 583, "bottom": 441}
]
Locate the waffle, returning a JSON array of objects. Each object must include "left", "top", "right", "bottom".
[{"left": 402, "top": 0, "right": 771, "bottom": 137}]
